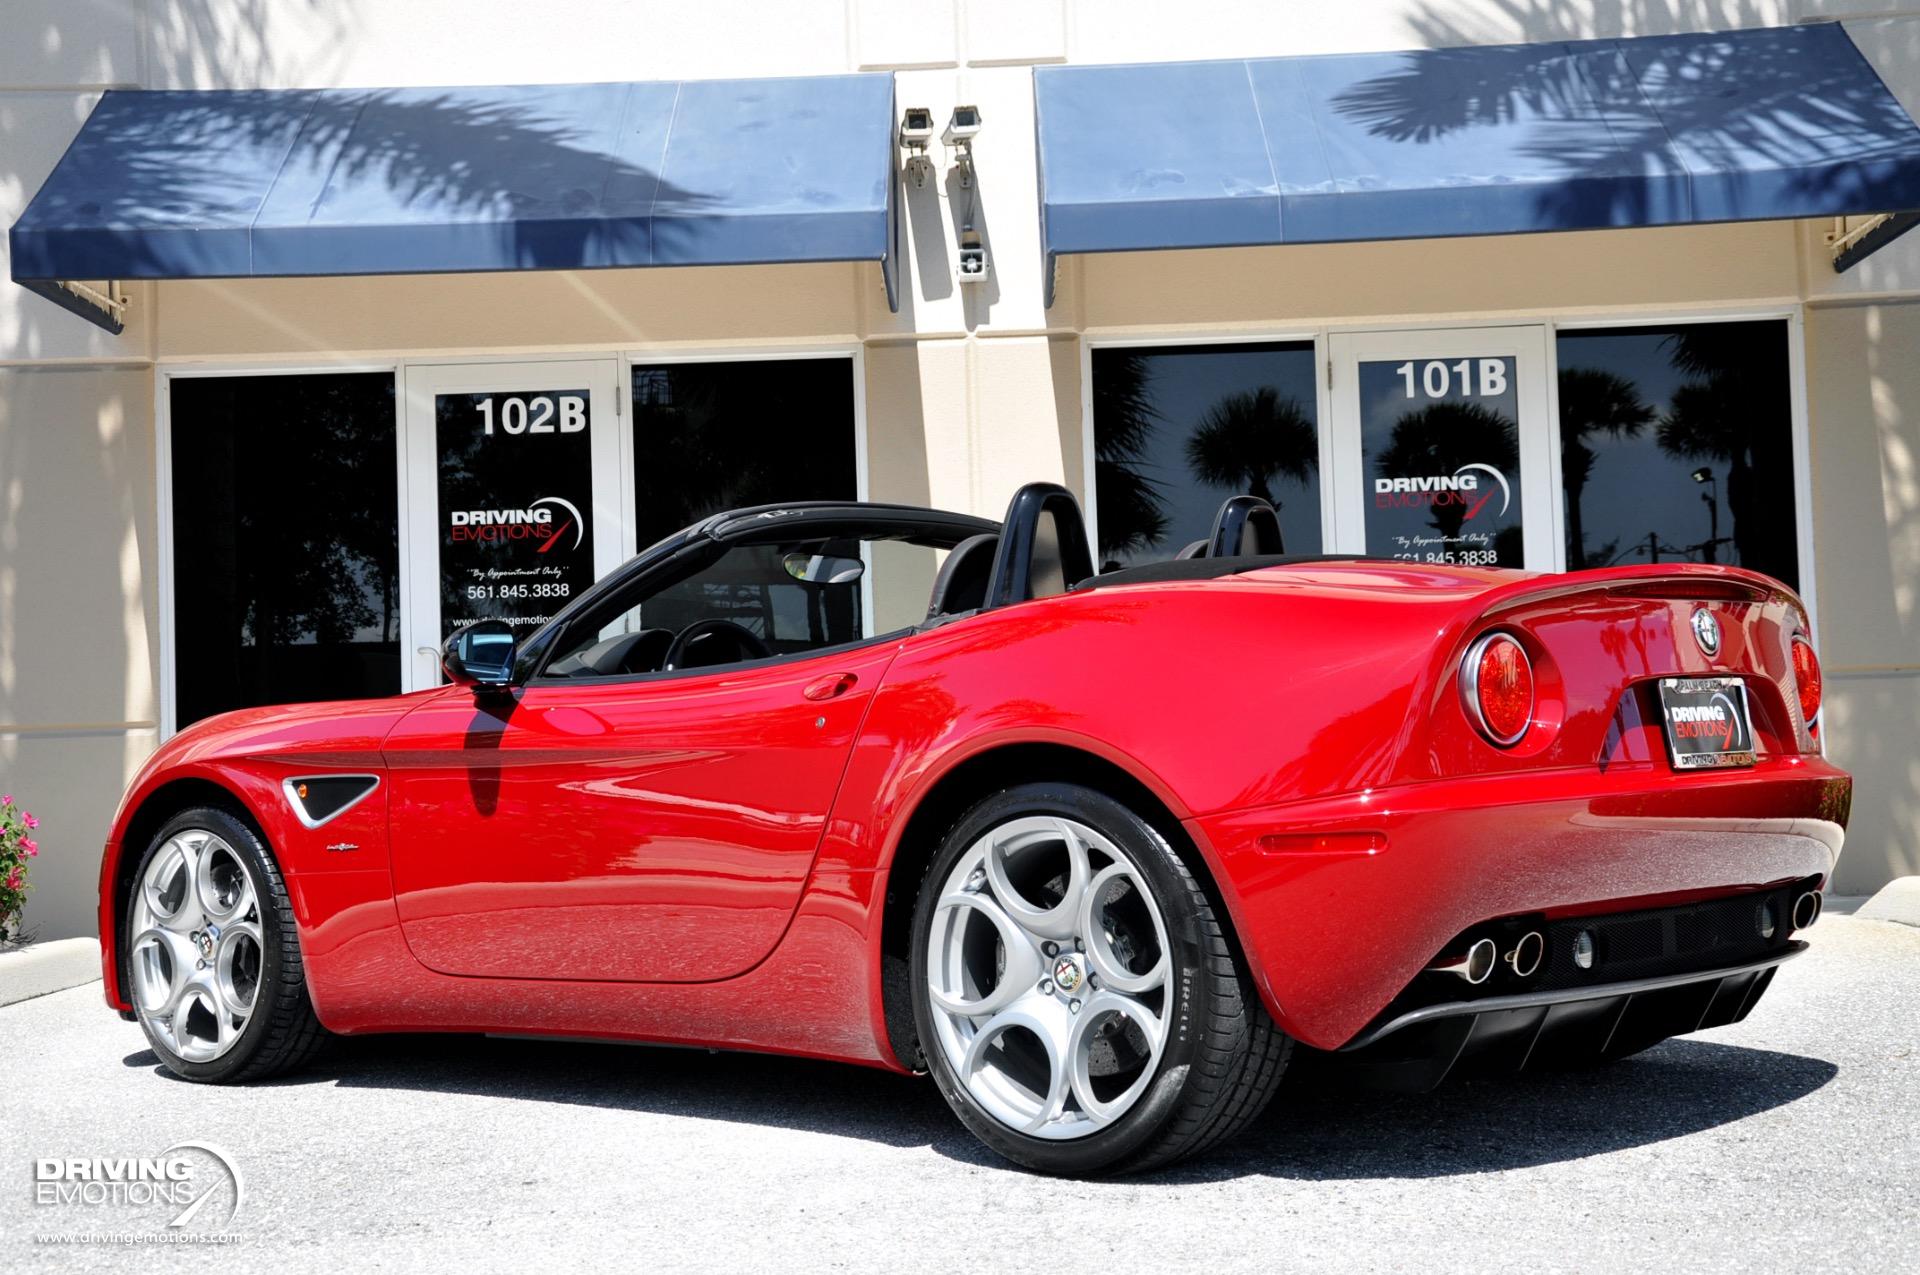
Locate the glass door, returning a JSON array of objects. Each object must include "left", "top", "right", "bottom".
[
  {"left": 1327, "top": 327, "right": 1559, "bottom": 572},
  {"left": 400, "top": 359, "right": 622, "bottom": 691}
]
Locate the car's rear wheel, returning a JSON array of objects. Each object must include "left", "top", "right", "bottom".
[
  {"left": 125, "top": 806, "right": 328, "bottom": 1082},
  {"left": 910, "top": 782, "right": 1290, "bottom": 1175}
]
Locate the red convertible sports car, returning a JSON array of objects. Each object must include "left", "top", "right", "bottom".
[{"left": 99, "top": 482, "right": 1848, "bottom": 1175}]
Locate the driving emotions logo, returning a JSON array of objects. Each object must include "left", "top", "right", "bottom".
[
  {"left": 1374, "top": 463, "right": 1512, "bottom": 520},
  {"left": 34, "top": 1142, "right": 245, "bottom": 1238},
  {"left": 449, "top": 495, "right": 584, "bottom": 554},
  {"left": 1669, "top": 692, "right": 1748, "bottom": 749}
]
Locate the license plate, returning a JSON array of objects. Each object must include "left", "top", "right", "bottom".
[{"left": 1658, "top": 677, "right": 1757, "bottom": 770}]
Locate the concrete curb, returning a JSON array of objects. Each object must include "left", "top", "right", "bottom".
[
  {"left": 1855, "top": 876, "right": 1920, "bottom": 929},
  {"left": 0, "top": 937, "right": 101, "bottom": 1007}
]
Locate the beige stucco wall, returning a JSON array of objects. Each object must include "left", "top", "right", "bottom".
[
  {"left": 0, "top": 366, "right": 158, "bottom": 940},
  {"left": 1074, "top": 225, "right": 1803, "bottom": 333},
  {"left": 1804, "top": 302, "right": 1920, "bottom": 893},
  {"left": 4, "top": 0, "right": 1920, "bottom": 940}
]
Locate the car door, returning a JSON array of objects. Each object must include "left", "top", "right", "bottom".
[{"left": 382, "top": 638, "right": 897, "bottom": 982}]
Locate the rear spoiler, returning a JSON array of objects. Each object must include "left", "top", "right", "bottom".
[
  {"left": 1475, "top": 564, "right": 1802, "bottom": 624},
  {"left": 1605, "top": 578, "right": 1774, "bottom": 604}
]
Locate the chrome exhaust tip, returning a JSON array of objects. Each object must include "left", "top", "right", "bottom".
[
  {"left": 1428, "top": 937, "right": 1498, "bottom": 985},
  {"left": 1792, "top": 890, "right": 1822, "bottom": 931},
  {"left": 1504, "top": 930, "right": 1546, "bottom": 979}
]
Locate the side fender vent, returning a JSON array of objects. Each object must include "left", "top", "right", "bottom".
[{"left": 283, "top": 775, "right": 380, "bottom": 829}]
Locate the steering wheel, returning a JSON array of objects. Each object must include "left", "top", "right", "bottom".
[{"left": 662, "top": 618, "right": 773, "bottom": 671}]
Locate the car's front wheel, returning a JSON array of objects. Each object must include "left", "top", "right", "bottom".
[
  {"left": 910, "top": 783, "right": 1290, "bottom": 1175},
  {"left": 124, "top": 806, "right": 328, "bottom": 1082}
]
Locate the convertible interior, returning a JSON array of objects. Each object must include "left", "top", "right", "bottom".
[
  {"left": 539, "top": 484, "right": 1285, "bottom": 680},
  {"left": 538, "top": 505, "right": 1006, "bottom": 679},
  {"left": 542, "top": 535, "right": 872, "bottom": 678}
]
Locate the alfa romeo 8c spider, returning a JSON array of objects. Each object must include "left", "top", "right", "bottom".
[{"left": 100, "top": 482, "right": 1847, "bottom": 1174}]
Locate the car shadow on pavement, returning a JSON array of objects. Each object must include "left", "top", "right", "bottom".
[
  {"left": 1162, "top": 1038, "right": 1838, "bottom": 1184},
  {"left": 127, "top": 1033, "right": 981, "bottom": 1158},
  {"left": 123, "top": 1033, "right": 1835, "bottom": 1181}
]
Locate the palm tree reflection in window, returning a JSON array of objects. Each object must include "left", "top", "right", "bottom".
[
  {"left": 1091, "top": 352, "right": 1169, "bottom": 561},
  {"left": 1184, "top": 388, "right": 1318, "bottom": 513},
  {"left": 1091, "top": 345, "right": 1323, "bottom": 568},
  {"left": 1559, "top": 368, "right": 1653, "bottom": 569},
  {"left": 1555, "top": 321, "right": 1797, "bottom": 588},
  {"left": 1656, "top": 327, "right": 1796, "bottom": 582}
]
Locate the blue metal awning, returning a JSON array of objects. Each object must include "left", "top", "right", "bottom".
[
  {"left": 1035, "top": 23, "right": 1920, "bottom": 303},
  {"left": 11, "top": 73, "right": 899, "bottom": 331}
]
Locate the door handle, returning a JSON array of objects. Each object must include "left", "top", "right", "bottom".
[{"left": 802, "top": 672, "right": 859, "bottom": 701}]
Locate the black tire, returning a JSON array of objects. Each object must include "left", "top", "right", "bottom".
[
  {"left": 909, "top": 782, "right": 1291, "bottom": 1176},
  {"left": 124, "top": 806, "right": 329, "bottom": 1082}
]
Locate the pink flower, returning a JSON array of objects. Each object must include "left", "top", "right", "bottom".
[
  {"left": 0, "top": 795, "right": 10, "bottom": 806},
  {"left": 21, "top": 838, "right": 37, "bottom": 857},
  {"left": 22, "top": 814, "right": 37, "bottom": 829},
  {"left": 4, "top": 870, "right": 19, "bottom": 890}
]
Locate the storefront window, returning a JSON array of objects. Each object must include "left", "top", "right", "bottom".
[
  {"left": 630, "top": 358, "right": 857, "bottom": 549},
  {"left": 1090, "top": 343, "right": 1322, "bottom": 570},
  {"left": 1555, "top": 320, "right": 1799, "bottom": 588},
  {"left": 169, "top": 373, "right": 399, "bottom": 726}
]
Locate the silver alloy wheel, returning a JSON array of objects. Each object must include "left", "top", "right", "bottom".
[
  {"left": 128, "top": 829, "right": 263, "bottom": 1063},
  {"left": 926, "top": 815, "right": 1172, "bottom": 1140}
]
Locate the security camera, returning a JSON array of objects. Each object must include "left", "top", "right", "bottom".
[
  {"left": 901, "top": 107, "right": 937, "bottom": 188},
  {"left": 957, "top": 230, "right": 989, "bottom": 285},
  {"left": 944, "top": 105, "right": 983, "bottom": 147},
  {"left": 945, "top": 106, "right": 983, "bottom": 188},
  {"left": 900, "top": 107, "right": 935, "bottom": 147}
]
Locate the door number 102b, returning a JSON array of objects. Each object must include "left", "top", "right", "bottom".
[
  {"left": 1394, "top": 359, "right": 1509, "bottom": 400},
  {"left": 476, "top": 394, "right": 587, "bottom": 435}
]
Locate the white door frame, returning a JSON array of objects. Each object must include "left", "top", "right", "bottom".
[
  {"left": 1326, "top": 325, "right": 1561, "bottom": 572},
  {"left": 400, "top": 358, "right": 623, "bottom": 692}
]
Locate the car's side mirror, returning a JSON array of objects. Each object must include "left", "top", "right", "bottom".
[{"left": 442, "top": 619, "right": 518, "bottom": 691}]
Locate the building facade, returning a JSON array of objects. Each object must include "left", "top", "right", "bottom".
[{"left": 3, "top": 0, "right": 1917, "bottom": 941}]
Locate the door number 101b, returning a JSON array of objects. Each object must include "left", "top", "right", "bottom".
[
  {"left": 1394, "top": 359, "right": 1509, "bottom": 400},
  {"left": 476, "top": 394, "right": 587, "bottom": 435}
]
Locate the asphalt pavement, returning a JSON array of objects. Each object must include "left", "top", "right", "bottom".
[{"left": 4, "top": 913, "right": 1915, "bottom": 1273}]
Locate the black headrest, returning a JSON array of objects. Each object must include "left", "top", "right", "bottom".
[
  {"left": 1206, "top": 495, "right": 1284, "bottom": 558},
  {"left": 984, "top": 482, "right": 1094, "bottom": 609},
  {"left": 926, "top": 533, "right": 999, "bottom": 618}
]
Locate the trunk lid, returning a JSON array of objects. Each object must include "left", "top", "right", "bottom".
[{"left": 1374, "top": 563, "right": 1818, "bottom": 780}]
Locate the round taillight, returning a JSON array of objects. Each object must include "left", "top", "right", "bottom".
[
  {"left": 1792, "top": 636, "right": 1822, "bottom": 728},
  {"left": 1462, "top": 632, "right": 1534, "bottom": 746}
]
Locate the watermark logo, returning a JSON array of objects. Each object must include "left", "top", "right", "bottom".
[{"left": 33, "top": 1142, "right": 245, "bottom": 1246}]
